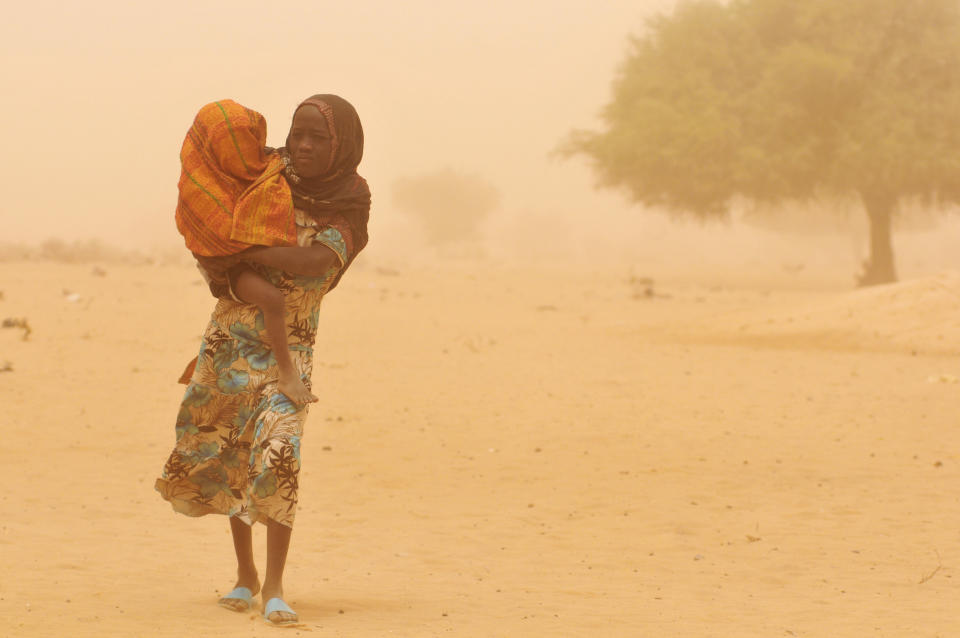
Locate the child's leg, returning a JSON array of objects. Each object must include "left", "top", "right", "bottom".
[{"left": 231, "top": 268, "right": 318, "bottom": 405}]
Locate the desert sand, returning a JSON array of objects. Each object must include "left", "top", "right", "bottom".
[{"left": 2, "top": 254, "right": 960, "bottom": 637}]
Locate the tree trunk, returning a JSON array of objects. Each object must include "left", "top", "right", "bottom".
[{"left": 856, "top": 191, "right": 897, "bottom": 286}]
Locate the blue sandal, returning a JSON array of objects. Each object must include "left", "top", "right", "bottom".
[
  {"left": 218, "top": 586, "right": 255, "bottom": 612},
  {"left": 263, "top": 597, "right": 299, "bottom": 626}
]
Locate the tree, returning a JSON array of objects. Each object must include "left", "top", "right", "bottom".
[
  {"left": 563, "top": 0, "right": 960, "bottom": 285},
  {"left": 392, "top": 169, "right": 500, "bottom": 246}
]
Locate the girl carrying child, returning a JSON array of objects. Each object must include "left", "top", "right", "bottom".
[{"left": 176, "top": 99, "right": 337, "bottom": 405}]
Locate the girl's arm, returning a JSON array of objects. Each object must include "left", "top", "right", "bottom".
[{"left": 240, "top": 243, "right": 340, "bottom": 277}]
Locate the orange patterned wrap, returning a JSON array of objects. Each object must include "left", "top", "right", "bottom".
[{"left": 175, "top": 100, "right": 297, "bottom": 256}]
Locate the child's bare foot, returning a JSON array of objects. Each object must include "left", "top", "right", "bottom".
[{"left": 278, "top": 374, "right": 318, "bottom": 405}]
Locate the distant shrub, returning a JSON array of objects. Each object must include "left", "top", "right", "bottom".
[
  {"left": 0, "top": 239, "right": 157, "bottom": 264},
  {"left": 392, "top": 169, "right": 500, "bottom": 245}
]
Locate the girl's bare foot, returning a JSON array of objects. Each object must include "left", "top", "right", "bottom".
[{"left": 277, "top": 373, "right": 318, "bottom": 405}]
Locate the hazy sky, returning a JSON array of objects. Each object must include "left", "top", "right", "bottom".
[{"left": 0, "top": 0, "right": 679, "bottom": 249}]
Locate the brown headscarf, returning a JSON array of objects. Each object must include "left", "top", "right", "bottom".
[{"left": 280, "top": 94, "right": 371, "bottom": 287}]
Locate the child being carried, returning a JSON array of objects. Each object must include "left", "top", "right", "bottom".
[{"left": 176, "top": 99, "right": 317, "bottom": 406}]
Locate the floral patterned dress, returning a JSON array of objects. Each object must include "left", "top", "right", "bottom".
[{"left": 156, "top": 211, "right": 351, "bottom": 528}]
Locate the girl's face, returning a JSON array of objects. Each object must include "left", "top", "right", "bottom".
[{"left": 288, "top": 106, "right": 332, "bottom": 178}]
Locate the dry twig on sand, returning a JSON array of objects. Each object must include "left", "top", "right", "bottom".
[
  {"left": 918, "top": 550, "right": 942, "bottom": 584},
  {"left": 1, "top": 317, "right": 31, "bottom": 341}
]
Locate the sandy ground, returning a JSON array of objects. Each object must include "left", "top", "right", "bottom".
[{"left": 2, "top": 257, "right": 960, "bottom": 637}]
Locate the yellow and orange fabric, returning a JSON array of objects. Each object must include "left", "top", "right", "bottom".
[{"left": 175, "top": 100, "right": 297, "bottom": 256}]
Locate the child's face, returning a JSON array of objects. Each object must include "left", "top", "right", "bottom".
[{"left": 288, "top": 106, "right": 332, "bottom": 178}]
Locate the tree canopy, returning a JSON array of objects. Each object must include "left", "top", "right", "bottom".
[{"left": 563, "top": 0, "right": 960, "bottom": 284}]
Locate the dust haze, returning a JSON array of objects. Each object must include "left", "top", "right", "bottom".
[
  {"left": 5, "top": 0, "right": 959, "bottom": 283},
  {"left": 2, "top": 1, "right": 662, "bottom": 254}
]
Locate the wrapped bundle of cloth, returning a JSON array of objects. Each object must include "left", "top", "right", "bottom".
[{"left": 175, "top": 99, "right": 297, "bottom": 257}]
